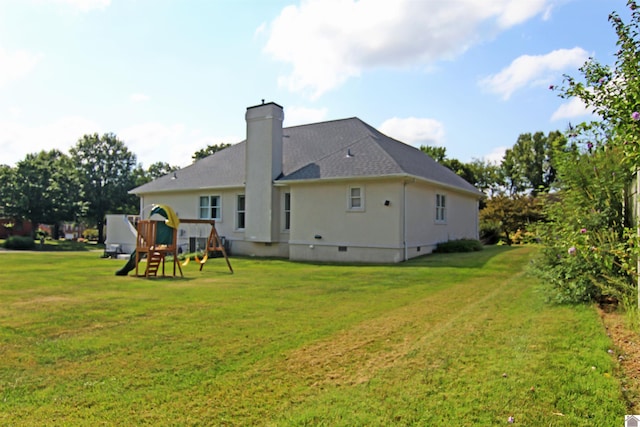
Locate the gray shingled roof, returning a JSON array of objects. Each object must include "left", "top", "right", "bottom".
[{"left": 130, "top": 117, "right": 481, "bottom": 196}]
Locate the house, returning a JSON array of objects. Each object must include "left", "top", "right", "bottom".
[
  {"left": 129, "top": 101, "right": 483, "bottom": 263},
  {"left": 0, "top": 218, "right": 34, "bottom": 239}
]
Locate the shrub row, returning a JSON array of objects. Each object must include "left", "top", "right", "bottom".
[
  {"left": 3, "top": 236, "right": 36, "bottom": 250},
  {"left": 434, "top": 239, "right": 483, "bottom": 253}
]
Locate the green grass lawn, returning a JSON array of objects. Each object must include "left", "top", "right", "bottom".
[{"left": 0, "top": 247, "right": 629, "bottom": 426}]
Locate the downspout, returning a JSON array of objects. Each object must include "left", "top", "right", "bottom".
[
  {"left": 403, "top": 180, "right": 408, "bottom": 261},
  {"left": 476, "top": 198, "right": 480, "bottom": 239}
]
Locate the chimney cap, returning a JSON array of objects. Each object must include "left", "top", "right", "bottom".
[{"left": 247, "top": 101, "right": 283, "bottom": 111}]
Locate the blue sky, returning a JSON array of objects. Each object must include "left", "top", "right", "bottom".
[{"left": 0, "top": 0, "right": 631, "bottom": 169}]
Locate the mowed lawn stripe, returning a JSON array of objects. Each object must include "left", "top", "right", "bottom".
[{"left": 0, "top": 247, "right": 627, "bottom": 426}]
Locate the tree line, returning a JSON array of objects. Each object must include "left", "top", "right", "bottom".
[
  {"left": 0, "top": 135, "right": 230, "bottom": 243},
  {"left": 0, "top": 124, "right": 568, "bottom": 247}
]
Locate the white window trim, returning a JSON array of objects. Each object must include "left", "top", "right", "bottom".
[
  {"left": 283, "top": 191, "right": 291, "bottom": 232},
  {"left": 347, "top": 185, "right": 365, "bottom": 212},
  {"left": 199, "top": 195, "right": 222, "bottom": 221},
  {"left": 435, "top": 193, "right": 446, "bottom": 224},
  {"left": 235, "top": 194, "right": 245, "bottom": 230}
]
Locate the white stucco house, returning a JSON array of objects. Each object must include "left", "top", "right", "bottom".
[{"left": 130, "top": 101, "right": 483, "bottom": 263}]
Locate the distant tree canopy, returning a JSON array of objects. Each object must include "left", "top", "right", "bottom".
[
  {"left": 146, "top": 161, "right": 180, "bottom": 180},
  {"left": 421, "top": 130, "right": 566, "bottom": 197},
  {"left": 0, "top": 164, "right": 17, "bottom": 217},
  {"left": 70, "top": 133, "right": 137, "bottom": 244},
  {"left": 501, "top": 131, "right": 567, "bottom": 196},
  {"left": 420, "top": 145, "right": 502, "bottom": 195},
  {"left": 8, "top": 150, "right": 85, "bottom": 237},
  {"left": 192, "top": 143, "right": 231, "bottom": 162}
]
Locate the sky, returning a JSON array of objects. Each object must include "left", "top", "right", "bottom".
[{"left": 0, "top": 0, "right": 633, "bottom": 169}]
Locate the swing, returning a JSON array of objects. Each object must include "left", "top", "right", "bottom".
[
  {"left": 179, "top": 219, "right": 233, "bottom": 273},
  {"left": 196, "top": 253, "right": 209, "bottom": 264}
]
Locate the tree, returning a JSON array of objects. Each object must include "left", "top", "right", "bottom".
[
  {"left": 534, "top": 0, "right": 640, "bottom": 304},
  {"left": 192, "top": 143, "right": 231, "bottom": 162},
  {"left": 10, "top": 150, "right": 84, "bottom": 237},
  {"left": 466, "top": 159, "right": 503, "bottom": 197},
  {"left": 420, "top": 145, "right": 447, "bottom": 162},
  {"left": 501, "top": 131, "right": 566, "bottom": 196},
  {"left": 70, "top": 133, "right": 137, "bottom": 244},
  {"left": 557, "top": 1, "right": 640, "bottom": 168},
  {"left": 0, "top": 164, "right": 17, "bottom": 217},
  {"left": 480, "top": 195, "right": 543, "bottom": 245},
  {"left": 420, "top": 145, "right": 503, "bottom": 194},
  {"left": 119, "top": 162, "right": 181, "bottom": 214},
  {"left": 420, "top": 145, "right": 476, "bottom": 185},
  {"left": 146, "top": 161, "right": 179, "bottom": 179}
]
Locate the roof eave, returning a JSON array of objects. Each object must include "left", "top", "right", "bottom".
[
  {"left": 276, "top": 173, "right": 483, "bottom": 198},
  {"left": 130, "top": 183, "right": 245, "bottom": 195}
]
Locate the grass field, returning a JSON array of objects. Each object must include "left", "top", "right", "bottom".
[{"left": 0, "top": 246, "right": 629, "bottom": 425}]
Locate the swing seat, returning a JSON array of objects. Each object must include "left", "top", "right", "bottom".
[{"left": 194, "top": 253, "right": 208, "bottom": 264}]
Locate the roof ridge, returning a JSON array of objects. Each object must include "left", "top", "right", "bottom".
[{"left": 283, "top": 116, "right": 360, "bottom": 131}]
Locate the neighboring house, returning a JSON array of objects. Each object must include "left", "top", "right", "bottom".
[
  {"left": 62, "top": 222, "right": 88, "bottom": 240},
  {"left": 130, "top": 102, "right": 483, "bottom": 263},
  {"left": 0, "top": 219, "right": 33, "bottom": 239}
]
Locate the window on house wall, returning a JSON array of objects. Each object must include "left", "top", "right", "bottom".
[
  {"left": 436, "top": 193, "right": 446, "bottom": 223},
  {"left": 236, "top": 194, "right": 245, "bottom": 230},
  {"left": 348, "top": 186, "right": 364, "bottom": 211},
  {"left": 199, "top": 195, "right": 221, "bottom": 220},
  {"left": 284, "top": 192, "right": 291, "bottom": 230}
]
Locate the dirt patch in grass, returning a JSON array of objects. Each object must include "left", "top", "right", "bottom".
[
  {"left": 599, "top": 308, "right": 640, "bottom": 413},
  {"left": 284, "top": 307, "right": 420, "bottom": 387},
  {"left": 11, "top": 295, "right": 75, "bottom": 306}
]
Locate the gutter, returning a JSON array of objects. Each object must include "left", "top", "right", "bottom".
[{"left": 276, "top": 173, "right": 483, "bottom": 199}]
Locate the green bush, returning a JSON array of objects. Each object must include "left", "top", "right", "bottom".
[
  {"left": 83, "top": 229, "right": 99, "bottom": 241},
  {"left": 4, "top": 236, "right": 36, "bottom": 250},
  {"left": 479, "top": 220, "right": 501, "bottom": 245},
  {"left": 434, "top": 239, "right": 483, "bottom": 253},
  {"left": 530, "top": 145, "right": 635, "bottom": 304}
]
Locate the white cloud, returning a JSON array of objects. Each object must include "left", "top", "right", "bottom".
[
  {"left": 483, "top": 146, "right": 508, "bottom": 164},
  {"left": 496, "top": 0, "right": 551, "bottom": 28},
  {"left": 119, "top": 122, "right": 240, "bottom": 168},
  {"left": 0, "top": 115, "right": 241, "bottom": 168},
  {"left": 8, "top": 107, "right": 23, "bottom": 119},
  {"left": 130, "top": 93, "right": 150, "bottom": 103},
  {"left": 284, "top": 106, "right": 328, "bottom": 126},
  {"left": 0, "top": 47, "right": 42, "bottom": 89},
  {"left": 263, "top": 0, "right": 554, "bottom": 98},
  {"left": 551, "top": 97, "right": 594, "bottom": 121},
  {"left": 0, "top": 116, "right": 102, "bottom": 165},
  {"left": 50, "top": 0, "right": 111, "bottom": 12},
  {"left": 378, "top": 117, "right": 445, "bottom": 148},
  {"left": 479, "top": 47, "right": 589, "bottom": 100}
]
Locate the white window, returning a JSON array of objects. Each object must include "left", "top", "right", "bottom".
[
  {"left": 236, "top": 194, "right": 245, "bottom": 230},
  {"left": 348, "top": 186, "right": 364, "bottom": 211},
  {"left": 284, "top": 192, "right": 291, "bottom": 230},
  {"left": 436, "top": 193, "right": 446, "bottom": 223},
  {"left": 199, "top": 195, "right": 221, "bottom": 221}
]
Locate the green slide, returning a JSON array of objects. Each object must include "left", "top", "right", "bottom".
[{"left": 115, "top": 252, "right": 137, "bottom": 276}]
